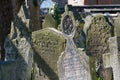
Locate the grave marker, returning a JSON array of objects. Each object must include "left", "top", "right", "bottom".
[
  {"left": 103, "top": 36, "right": 120, "bottom": 80},
  {"left": 57, "top": 10, "right": 91, "bottom": 80}
]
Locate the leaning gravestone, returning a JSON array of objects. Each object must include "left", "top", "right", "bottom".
[
  {"left": 57, "top": 10, "right": 91, "bottom": 80},
  {"left": 32, "top": 28, "right": 66, "bottom": 80},
  {"left": 4, "top": 3, "right": 33, "bottom": 80}
]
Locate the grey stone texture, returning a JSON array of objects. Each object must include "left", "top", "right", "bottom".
[
  {"left": 86, "top": 15, "right": 114, "bottom": 80},
  {"left": 103, "top": 36, "right": 120, "bottom": 80},
  {"left": 2, "top": 3, "right": 33, "bottom": 80},
  {"left": 58, "top": 11, "right": 91, "bottom": 80},
  {"left": 86, "top": 15, "right": 112, "bottom": 56},
  {"left": 114, "top": 14, "right": 120, "bottom": 37},
  {"left": 0, "top": 61, "right": 16, "bottom": 80},
  {"left": 32, "top": 28, "right": 66, "bottom": 80}
]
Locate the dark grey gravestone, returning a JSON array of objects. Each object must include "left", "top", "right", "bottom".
[{"left": 57, "top": 11, "right": 91, "bottom": 80}]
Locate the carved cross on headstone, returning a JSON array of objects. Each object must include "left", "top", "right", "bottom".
[
  {"left": 57, "top": 10, "right": 91, "bottom": 80},
  {"left": 103, "top": 36, "right": 120, "bottom": 80}
]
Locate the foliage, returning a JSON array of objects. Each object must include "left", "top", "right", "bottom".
[
  {"left": 97, "top": 77, "right": 102, "bottom": 80},
  {"left": 54, "top": 3, "right": 60, "bottom": 27},
  {"left": 48, "top": 2, "right": 60, "bottom": 28}
]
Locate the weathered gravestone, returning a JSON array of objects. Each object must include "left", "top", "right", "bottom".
[
  {"left": 4, "top": 3, "right": 33, "bottom": 80},
  {"left": 42, "top": 14, "right": 57, "bottom": 29},
  {"left": 57, "top": 11, "right": 91, "bottom": 80},
  {"left": 32, "top": 28, "right": 66, "bottom": 80},
  {"left": 103, "top": 36, "right": 120, "bottom": 80},
  {"left": 86, "top": 15, "right": 112, "bottom": 56},
  {"left": 0, "top": 61, "right": 16, "bottom": 80},
  {"left": 114, "top": 14, "right": 120, "bottom": 36},
  {"left": 85, "top": 15, "right": 113, "bottom": 80}
]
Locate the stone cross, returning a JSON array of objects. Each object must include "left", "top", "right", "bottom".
[
  {"left": 103, "top": 36, "right": 120, "bottom": 80},
  {"left": 57, "top": 11, "right": 91, "bottom": 80}
]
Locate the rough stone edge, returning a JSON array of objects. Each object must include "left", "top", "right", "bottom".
[{"left": 61, "top": 9, "right": 76, "bottom": 38}]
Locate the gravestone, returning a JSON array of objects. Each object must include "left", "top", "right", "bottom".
[
  {"left": 103, "top": 36, "right": 120, "bottom": 80},
  {"left": 86, "top": 15, "right": 112, "bottom": 56},
  {"left": 42, "top": 14, "right": 57, "bottom": 29},
  {"left": 0, "top": 61, "right": 16, "bottom": 80},
  {"left": 86, "top": 15, "right": 113, "bottom": 80},
  {"left": 114, "top": 14, "right": 120, "bottom": 36},
  {"left": 57, "top": 11, "right": 91, "bottom": 80},
  {"left": 4, "top": 3, "right": 33, "bottom": 80},
  {"left": 32, "top": 28, "right": 66, "bottom": 80}
]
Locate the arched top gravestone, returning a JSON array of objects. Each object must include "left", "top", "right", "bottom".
[
  {"left": 57, "top": 9, "right": 91, "bottom": 80},
  {"left": 86, "top": 15, "right": 112, "bottom": 56}
]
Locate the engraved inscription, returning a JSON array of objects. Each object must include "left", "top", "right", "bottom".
[
  {"left": 33, "top": 34, "right": 61, "bottom": 54},
  {"left": 58, "top": 13, "right": 91, "bottom": 80}
]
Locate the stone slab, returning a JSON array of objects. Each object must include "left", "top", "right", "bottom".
[
  {"left": 58, "top": 49, "right": 91, "bottom": 80},
  {"left": 32, "top": 28, "right": 66, "bottom": 80},
  {"left": 58, "top": 10, "right": 91, "bottom": 80}
]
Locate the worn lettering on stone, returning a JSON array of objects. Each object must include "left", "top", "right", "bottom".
[
  {"left": 58, "top": 11, "right": 91, "bottom": 80},
  {"left": 32, "top": 28, "right": 66, "bottom": 80}
]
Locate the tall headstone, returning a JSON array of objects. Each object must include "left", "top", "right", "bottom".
[
  {"left": 103, "top": 36, "right": 120, "bottom": 80},
  {"left": 57, "top": 10, "right": 91, "bottom": 80},
  {"left": 86, "top": 15, "right": 113, "bottom": 80},
  {"left": 32, "top": 28, "right": 66, "bottom": 80}
]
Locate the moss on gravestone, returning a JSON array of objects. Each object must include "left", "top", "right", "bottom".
[
  {"left": 42, "top": 14, "right": 57, "bottom": 29},
  {"left": 32, "top": 28, "right": 66, "bottom": 80},
  {"left": 89, "top": 56, "right": 98, "bottom": 80},
  {"left": 86, "top": 15, "right": 112, "bottom": 55},
  {"left": 86, "top": 15, "right": 113, "bottom": 80}
]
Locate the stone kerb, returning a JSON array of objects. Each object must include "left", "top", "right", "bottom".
[{"left": 57, "top": 8, "right": 91, "bottom": 80}]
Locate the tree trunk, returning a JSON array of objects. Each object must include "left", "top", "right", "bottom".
[
  {"left": 29, "top": 0, "right": 42, "bottom": 31},
  {"left": 0, "top": 0, "right": 13, "bottom": 60}
]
